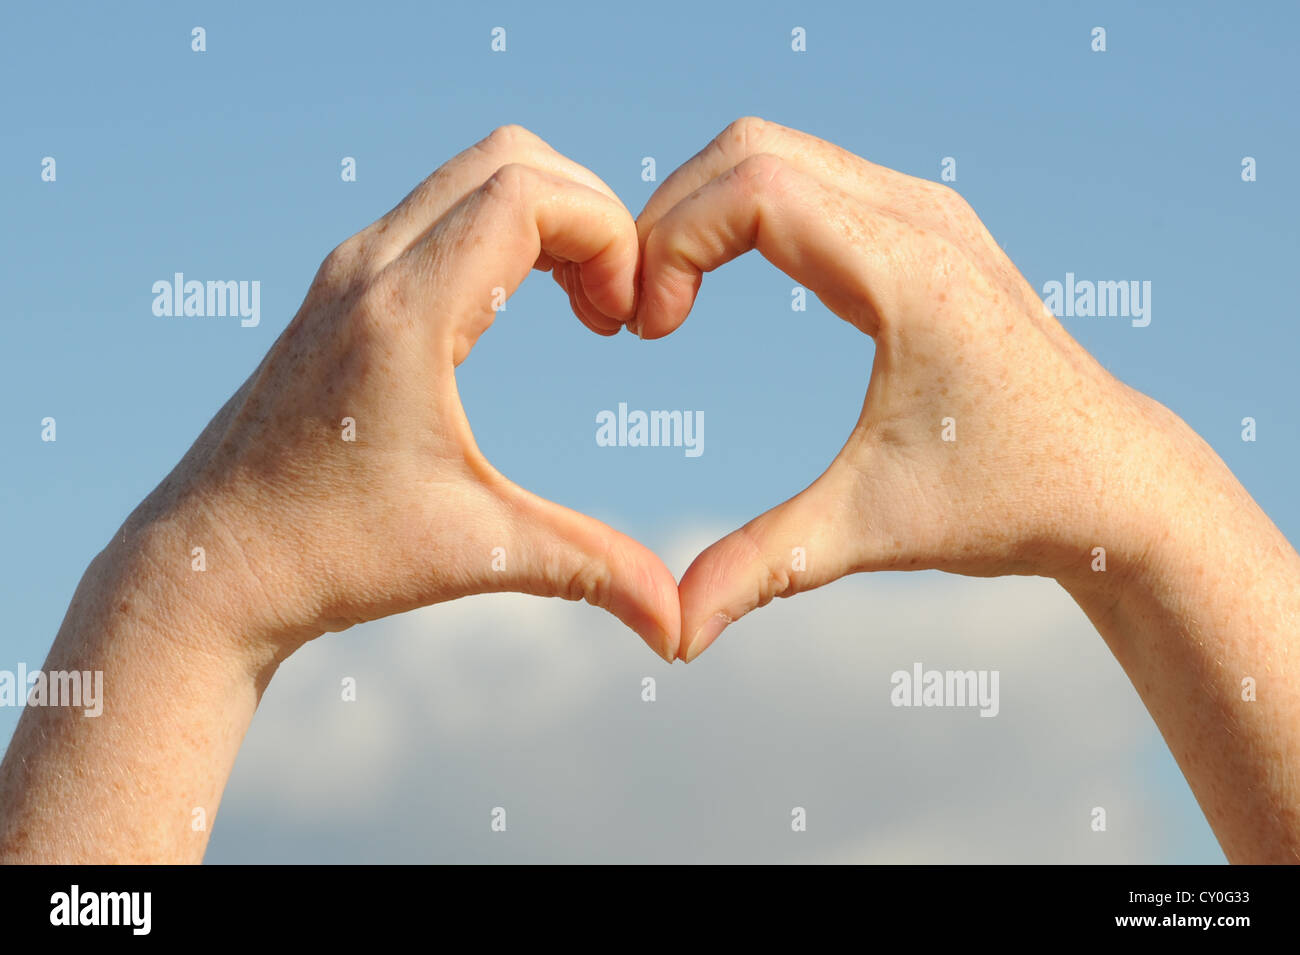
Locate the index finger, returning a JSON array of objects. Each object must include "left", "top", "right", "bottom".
[
  {"left": 637, "top": 117, "right": 916, "bottom": 246},
  {"left": 367, "top": 125, "right": 628, "bottom": 263},
  {"left": 389, "top": 162, "right": 641, "bottom": 365},
  {"left": 636, "top": 154, "right": 915, "bottom": 340}
]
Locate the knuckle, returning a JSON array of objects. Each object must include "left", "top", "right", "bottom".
[
  {"left": 732, "top": 524, "right": 793, "bottom": 609},
  {"left": 918, "top": 230, "right": 976, "bottom": 287},
  {"left": 756, "top": 560, "right": 793, "bottom": 608},
  {"left": 482, "top": 162, "right": 534, "bottom": 206},
  {"left": 731, "top": 152, "right": 786, "bottom": 195},
  {"left": 352, "top": 270, "right": 404, "bottom": 333},
  {"left": 483, "top": 123, "right": 533, "bottom": 151},
  {"left": 937, "top": 182, "right": 972, "bottom": 213},
  {"left": 918, "top": 179, "right": 975, "bottom": 225},
  {"left": 719, "top": 115, "right": 770, "bottom": 157},
  {"left": 315, "top": 238, "right": 365, "bottom": 289},
  {"left": 562, "top": 561, "right": 612, "bottom": 611},
  {"left": 935, "top": 182, "right": 972, "bottom": 217}
]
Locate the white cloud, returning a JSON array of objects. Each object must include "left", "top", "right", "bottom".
[{"left": 211, "top": 524, "right": 1223, "bottom": 863}]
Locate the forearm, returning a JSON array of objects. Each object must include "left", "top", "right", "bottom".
[
  {"left": 1062, "top": 399, "right": 1300, "bottom": 863},
  {"left": 0, "top": 128, "right": 678, "bottom": 864},
  {"left": 0, "top": 500, "right": 284, "bottom": 863}
]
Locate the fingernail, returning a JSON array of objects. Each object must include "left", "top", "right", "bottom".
[{"left": 685, "top": 613, "right": 731, "bottom": 663}]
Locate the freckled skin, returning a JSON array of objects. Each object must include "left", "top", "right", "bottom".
[
  {"left": 0, "top": 127, "right": 680, "bottom": 863},
  {"left": 635, "top": 117, "right": 1300, "bottom": 863},
  {"left": 2, "top": 119, "right": 1297, "bottom": 865}
]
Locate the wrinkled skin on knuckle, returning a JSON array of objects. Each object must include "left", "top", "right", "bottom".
[
  {"left": 351, "top": 269, "right": 407, "bottom": 342},
  {"left": 717, "top": 115, "right": 771, "bottom": 161},
  {"left": 731, "top": 522, "right": 794, "bottom": 612},
  {"left": 481, "top": 162, "right": 533, "bottom": 215},
  {"left": 307, "top": 237, "right": 370, "bottom": 305},
  {"left": 558, "top": 560, "right": 612, "bottom": 611},
  {"left": 478, "top": 124, "right": 542, "bottom": 158},
  {"left": 913, "top": 180, "right": 1014, "bottom": 280},
  {"left": 315, "top": 242, "right": 353, "bottom": 288},
  {"left": 733, "top": 152, "right": 786, "bottom": 194},
  {"left": 936, "top": 183, "right": 978, "bottom": 223},
  {"left": 920, "top": 180, "right": 968, "bottom": 220},
  {"left": 761, "top": 559, "right": 795, "bottom": 606},
  {"left": 693, "top": 153, "right": 784, "bottom": 252},
  {"left": 910, "top": 229, "right": 978, "bottom": 306}
]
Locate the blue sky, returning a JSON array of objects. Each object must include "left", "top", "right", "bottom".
[{"left": 2, "top": 0, "right": 1295, "bottom": 861}]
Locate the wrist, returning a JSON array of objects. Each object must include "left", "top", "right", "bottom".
[
  {"left": 1052, "top": 390, "right": 1261, "bottom": 626},
  {"left": 112, "top": 482, "right": 314, "bottom": 679},
  {"left": 0, "top": 490, "right": 283, "bottom": 863}
]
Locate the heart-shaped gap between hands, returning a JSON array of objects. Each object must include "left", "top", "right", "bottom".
[{"left": 531, "top": 116, "right": 1136, "bottom": 665}]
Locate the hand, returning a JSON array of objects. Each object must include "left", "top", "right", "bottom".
[
  {"left": 632, "top": 117, "right": 1184, "bottom": 660},
  {"left": 1, "top": 127, "right": 690, "bottom": 864},
  {"left": 138, "top": 125, "right": 681, "bottom": 662},
  {"left": 631, "top": 118, "right": 1300, "bottom": 863}
]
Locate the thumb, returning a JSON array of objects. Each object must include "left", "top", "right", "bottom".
[
  {"left": 476, "top": 480, "right": 681, "bottom": 663},
  {"left": 678, "top": 464, "right": 864, "bottom": 662}
]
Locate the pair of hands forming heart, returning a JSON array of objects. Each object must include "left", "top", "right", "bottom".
[
  {"left": 160, "top": 117, "right": 1165, "bottom": 667},
  {"left": 12, "top": 118, "right": 1300, "bottom": 866}
]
